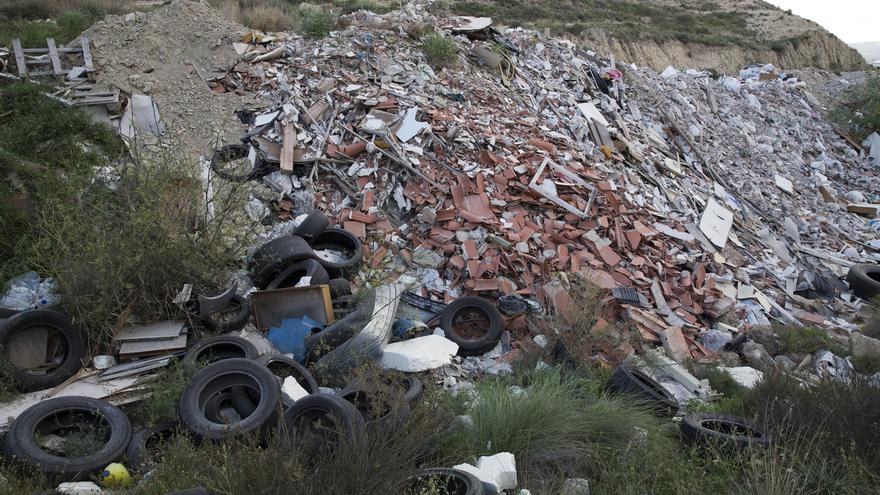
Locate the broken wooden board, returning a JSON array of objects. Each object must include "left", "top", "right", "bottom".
[
  {"left": 280, "top": 123, "right": 295, "bottom": 172},
  {"left": 116, "top": 321, "right": 185, "bottom": 341},
  {"left": 118, "top": 334, "right": 187, "bottom": 358},
  {"left": 0, "top": 375, "right": 144, "bottom": 432}
]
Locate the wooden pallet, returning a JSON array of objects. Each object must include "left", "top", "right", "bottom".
[{"left": 11, "top": 36, "right": 94, "bottom": 80}]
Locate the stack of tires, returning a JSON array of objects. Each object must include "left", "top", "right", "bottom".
[{"left": 248, "top": 211, "right": 361, "bottom": 296}]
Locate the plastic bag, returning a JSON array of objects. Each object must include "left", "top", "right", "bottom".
[{"left": 0, "top": 271, "right": 56, "bottom": 310}]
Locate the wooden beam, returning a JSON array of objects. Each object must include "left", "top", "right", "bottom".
[
  {"left": 11, "top": 39, "right": 27, "bottom": 77},
  {"left": 46, "top": 38, "right": 63, "bottom": 77},
  {"left": 280, "top": 123, "right": 295, "bottom": 173},
  {"left": 22, "top": 47, "right": 82, "bottom": 54},
  {"left": 80, "top": 36, "right": 94, "bottom": 73}
]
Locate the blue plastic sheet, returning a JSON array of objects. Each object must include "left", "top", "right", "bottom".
[{"left": 268, "top": 315, "right": 323, "bottom": 363}]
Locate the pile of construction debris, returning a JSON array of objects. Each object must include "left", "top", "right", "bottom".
[
  {"left": 197, "top": 2, "right": 879, "bottom": 377},
  {"left": 1, "top": 0, "right": 879, "bottom": 492}
]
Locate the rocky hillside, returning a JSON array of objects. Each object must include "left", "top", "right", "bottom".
[{"left": 434, "top": 0, "right": 867, "bottom": 73}]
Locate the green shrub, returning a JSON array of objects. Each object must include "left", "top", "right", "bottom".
[
  {"left": 850, "top": 354, "right": 880, "bottom": 375},
  {"left": 742, "top": 372, "right": 880, "bottom": 470},
  {"left": 774, "top": 325, "right": 845, "bottom": 356},
  {"left": 0, "top": 81, "right": 124, "bottom": 281},
  {"left": 441, "top": 368, "right": 658, "bottom": 485},
  {"left": 0, "top": 1, "right": 116, "bottom": 47},
  {"left": 124, "top": 370, "right": 450, "bottom": 495},
  {"left": 422, "top": 34, "right": 458, "bottom": 67},
  {"left": 831, "top": 74, "right": 880, "bottom": 140},
  {"left": 298, "top": 6, "right": 336, "bottom": 38},
  {"left": 769, "top": 40, "right": 787, "bottom": 53},
  {"left": 22, "top": 148, "right": 256, "bottom": 353}
]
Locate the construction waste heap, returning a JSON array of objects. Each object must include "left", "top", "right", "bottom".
[{"left": 0, "top": 1, "right": 879, "bottom": 493}]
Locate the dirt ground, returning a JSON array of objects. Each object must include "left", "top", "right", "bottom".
[{"left": 83, "top": 0, "right": 254, "bottom": 160}]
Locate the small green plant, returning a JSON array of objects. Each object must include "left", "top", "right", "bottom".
[
  {"left": 422, "top": 34, "right": 458, "bottom": 67},
  {"left": 441, "top": 367, "right": 658, "bottom": 486},
  {"left": 741, "top": 372, "right": 880, "bottom": 470},
  {"left": 830, "top": 74, "right": 880, "bottom": 141},
  {"left": 133, "top": 361, "right": 194, "bottom": 425},
  {"left": 773, "top": 324, "right": 845, "bottom": 356},
  {"left": 298, "top": 6, "right": 336, "bottom": 38},
  {"left": 850, "top": 354, "right": 880, "bottom": 375}
]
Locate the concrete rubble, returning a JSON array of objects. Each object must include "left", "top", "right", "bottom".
[
  {"left": 190, "top": 1, "right": 879, "bottom": 391},
  {"left": 0, "top": 0, "right": 879, "bottom": 491}
]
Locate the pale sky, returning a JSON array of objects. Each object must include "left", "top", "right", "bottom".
[{"left": 765, "top": 0, "right": 878, "bottom": 43}]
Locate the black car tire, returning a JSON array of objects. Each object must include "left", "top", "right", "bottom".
[
  {"left": 405, "top": 468, "right": 485, "bottom": 495},
  {"left": 293, "top": 210, "right": 330, "bottom": 242},
  {"left": 210, "top": 144, "right": 263, "bottom": 182},
  {"left": 257, "top": 354, "right": 319, "bottom": 400},
  {"left": 198, "top": 294, "right": 251, "bottom": 333},
  {"left": 265, "top": 259, "right": 330, "bottom": 290},
  {"left": 3, "top": 397, "right": 131, "bottom": 477},
  {"left": 309, "top": 228, "right": 363, "bottom": 279},
  {"left": 0, "top": 309, "right": 84, "bottom": 391},
  {"left": 846, "top": 264, "right": 880, "bottom": 300},
  {"left": 439, "top": 297, "right": 503, "bottom": 356},
  {"left": 303, "top": 307, "right": 367, "bottom": 363},
  {"left": 126, "top": 420, "right": 179, "bottom": 472},
  {"left": 680, "top": 413, "right": 772, "bottom": 449},
  {"left": 403, "top": 376, "right": 423, "bottom": 405},
  {"left": 0, "top": 307, "right": 20, "bottom": 318},
  {"left": 338, "top": 384, "right": 411, "bottom": 430},
  {"left": 179, "top": 359, "right": 281, "bottom": 440},
  {"left": 249, "top": 236, "right": 316, "bottom": 289},
  {"left": 606, "top": 365, "right": 679, "bottom": 416},
  {"left": 183, "top": 335, "right": 258, "bottom": 370},
  {"left": 283, "top": 393, "right": 364, "bottom": 452}
]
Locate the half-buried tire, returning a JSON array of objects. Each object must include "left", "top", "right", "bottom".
[
  {"left": 3, "top": 397, "right": 131, "bottom": 477},
  {"left": 606, "top": 365, "right": 678, "bottom": 416}
]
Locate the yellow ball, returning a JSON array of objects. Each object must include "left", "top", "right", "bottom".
[{"left": 100, "top": 462, "right": 132, "bottom": 488}]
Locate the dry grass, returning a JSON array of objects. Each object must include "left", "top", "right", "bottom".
[
  {"left": 241, "top": 5, "right": 294, "bottom": 32},
  {"left": 0, "top": 0, "right": 133, "bottom": 19},
  {"left": 549, "top": 276, "right": 634, "bottom": 368},
  {"left": 212, "top": 0, "right": 242, "bottom": 24}
]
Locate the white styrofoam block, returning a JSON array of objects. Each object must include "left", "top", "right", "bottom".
[
  {"left": 282, "top": 376, "right": 309, "bottom": 402},
  {"left": 379, "top": 334, "right": 458, "bottom": 372},
  {"left": 720, "top": 366, "right": 764, "bottom": 389},
  {"left": 453, "top": 463, "right": 500, "bottom": 495},
  {"left": 56, "top": 482, "right": 103, "bottom": 495},
  {"left": 476, "top": 452, "right": 517, "bottom": 490}
]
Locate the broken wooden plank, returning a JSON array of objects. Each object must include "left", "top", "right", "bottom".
[
  {"left": 27, "top": 69, "right": 72, "bottom": 77},
  {"left": 21, "top": 47, "right": 82, "bottom": 54},
  {"left": 81, "top": 36, "right": 94, "bottom": 74},
  {"left": 280, "top": 123, "right": 295, "bottom": 172},
  {"left": 46, "top": 38, "right": 63, "bottom": 77},
  {"left": 11, "top": 39, "right": 27, "bottom": 77}
]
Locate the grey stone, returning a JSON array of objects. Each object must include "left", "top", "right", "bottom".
[
  {"left": 561, "top": 478, "right": 591, "bottom": 495},
  {"left": 749, "top": 326, "right": 780, "bottom": 356},
  {"left": 719, "top": 351, "right": 742, "bottom": 367},
  {"left": 411, "top": 247, "right": 445, "bottom": 268},
  {"left": 774, "top": 354, "right": 795, "bottom": 371},
  {"left": 741, "top": 342, "right": 775, "bottom": 371},
  {"left": 851, "top": 332, "right": 880, "bottom": 358}
]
